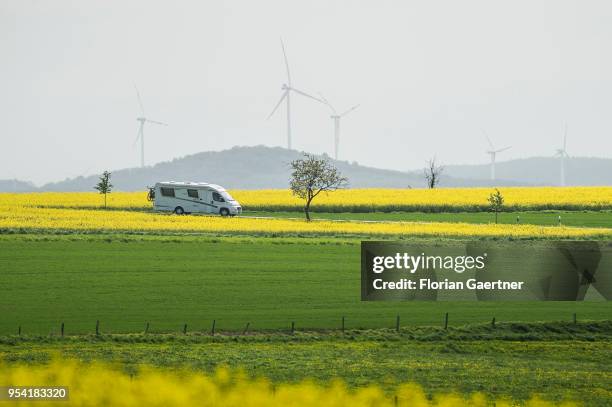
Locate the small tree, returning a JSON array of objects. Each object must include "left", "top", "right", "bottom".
[
  {"left": 94, "top": 171, "right": 113, "bottom": 208},
  {"left": 423, "top": 157, "right": 443, "bottom": 189},
  {"left": 290, "top": 153, "right": 348, "bottom": 221},
  {"left": 488, "top": 188, "right": 504, "bottom": 224}
]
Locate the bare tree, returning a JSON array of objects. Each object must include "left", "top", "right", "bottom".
[
  {"left": 423, "top": 157, "right": 444, "bottom": 189},
  {"left": 290, "top": 153, "right": 348, "bottom": 221}
]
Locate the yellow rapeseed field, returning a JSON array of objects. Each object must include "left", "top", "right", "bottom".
[
  {"left": 0, "top": 190, "right": 611, "bottom": 237},
  {"left": 2, "top": 187, "right": 611, "bottom": 212},
  {"left": 0, "top": 360, "right": 576, "bottom": 407},
  {"left": 233, "top": 187, "right": 612, "bottom": 212},
  {"left": 0, "top": 197, "right": 610, "bottom": 238}
]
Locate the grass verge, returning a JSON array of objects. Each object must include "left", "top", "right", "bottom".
[{"left": 1, "top": 322, "right": 610, "bottom": 406}]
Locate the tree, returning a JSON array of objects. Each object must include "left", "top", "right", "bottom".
[
  {"left": 423, "top": 157, "right": 444, "bottom": 189},
  {"left": 94, "top": 171, "right": 113, "bottom": 208},
  {"left": 488, "top": 188, "right": 504, "bottom": 224},
  {"left": 290, "top": 153, "right": 348, "bottom": 221}
]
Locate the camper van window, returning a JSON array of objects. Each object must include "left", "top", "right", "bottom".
[
  {"left": 187, "top": 189, "right": 199, "bottom": 198},
  {"left": 221, "top": 191, "right": 235, "bottom": 201},
  {"left": 212, "top": 192, "right": 225, "bottom": 202},
  {"left": 160, "top": 187, "right": 175, "bottom": 197}
]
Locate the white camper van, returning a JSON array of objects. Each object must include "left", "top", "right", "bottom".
[{"left": 149, "top": 181, "right": 242, "bottom": 216}]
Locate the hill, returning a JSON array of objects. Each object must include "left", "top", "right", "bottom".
[
  {"left": 4, "top": 146, "right": 521, "bottom": 192},
  {"left": 4, "top": 147, "right": 610, "bottom": 192},
  {"left": 445, "top": 157, "right": 612, "bottom": 186},
  {"left": 0, "top": 179, "right": 38, "bottom": 192}
]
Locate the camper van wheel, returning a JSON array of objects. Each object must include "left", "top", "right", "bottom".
[
  {"left": 174, "top": 206, "right": 185, "bottom": 215},
  {"left": 220, "top": 208, "right": 230, "bottom": 217}
]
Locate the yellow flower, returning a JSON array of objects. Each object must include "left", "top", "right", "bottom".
[
  {"left": 0, "top": 360, "right": 578, "bottom": 407},
  {"left": 2, "top": 187, "right": 611, "bottom": 211},
  {"left": 0, "top": 189, "right": 611, "bottom": 238}
]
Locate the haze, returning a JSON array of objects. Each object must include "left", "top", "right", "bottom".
[{"left": 1, "top": 0, "right": 611, "bottom": 185}]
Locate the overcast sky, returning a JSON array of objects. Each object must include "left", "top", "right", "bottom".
[{"left": 2, "top": 0, "right": 611, "bottom": 185}]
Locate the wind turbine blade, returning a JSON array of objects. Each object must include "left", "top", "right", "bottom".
[
  {"left": 267, "top": 91, "right": 288, "bottom": 119},
  {"left": 280, "top": 38, "right": 291, "bottom": 86},
  {"left": 495, "top": 146, "right": 511, "bottom": 153},
  {"left": 291, "top": 87, "right": 325, "bottom": 103},
  {"left": 486, "top": 136, "right": 494, "bottom": 149},
  {"left": 134, "top": 84, "right": 145, "bottom": 115},
  {"left": 132, "top": 130, "right": 141, "bottom": 147},
  {"left": 318, "top": 92, "right": 335, "bottom": 113},
  {"left": 145, "top": 119, "right": 168, "bottom": 126},
  {"left": 339, "top": 104, "right": 360, "bottom": 117},
  {"left": 481, "top": 129, "right": 495, "bottom": 149}
]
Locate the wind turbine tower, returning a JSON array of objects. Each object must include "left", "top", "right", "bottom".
[
  {"left": 319, "top": 95, "right": 359, "bottom": 160},
  {"left": 134, "top": 86, "right": 167, "bottom": 168},
  {"left": 484, "top": 131, "right": 511, "bottom": 181},
  {"left": 268, "top": 39, "right": 324, "bottom": 150},
  {"left": 555, "top": 125, "right": 569, "bottom": 186}
]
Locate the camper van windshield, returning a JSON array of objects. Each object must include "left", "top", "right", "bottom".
[{"left": 221, "top": 191, "right": 235, "bottom": 201}]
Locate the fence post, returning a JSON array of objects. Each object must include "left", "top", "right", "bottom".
[
  {"left": 211, "top": 320, "right": 216, "bottom": 336},
  {"left": 95, "top": 320, "right": 100, "bottom": 336},
  {"left": 516, "top": 215, "right": 520, "bottom": 224},
  {"left": 291, "top": 321, "right": 295, "bottom": 335},
  {"left": 396, "top": 315, "right": 400, "bottom": 332},
  {"left": 444, "top": 313, "right": 448, "bottom": 330},
  {"left": 341, "top": 316, "right": 345, "bottom": 333},
  {"left": 61, "top": 322, "right": 65, "bottom": 337},
  {"left": 144, "top": 322, "right": 149, "bottom": 334},
  {"left": 491, "top": 317, "right": 496, "bottom": 327},
  {"left": 573, "top": 313, "right": 577, "bottom": 324},
  {"left": 243, "top": 322, "right": 250, "bottom": 335},
  {"left": 183, "top": 323, "right": 187, "bottom": 335},
  {"left": 394, "top": 395, "right": 398, "bottom": 407},
  {"left": 18, "top": 326, "right": 21, "bottom": 336}
]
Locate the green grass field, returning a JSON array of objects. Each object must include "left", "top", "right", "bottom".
[
  {"left": 0, "top": 234, "right": 609, "bottom": 335},
  {"left": 243, "top": 210, "right": 612, "bottom": 228},
  {"left": 2, "top": 322, "right": 611, "bottom": 406},
  {"left": 1, "top": 200, "right": 611, "bottom": 405}
]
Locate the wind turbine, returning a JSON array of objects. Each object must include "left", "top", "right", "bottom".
[
  {"left": 267, "top": 38, "right": 324, "bottom": 150},
  {"left": 555, "top": 124, "right": 569, "bottom": 186},
  {"left": 319, "top": 95, "right": 359, "bottom": 160},
  {"left": 483, "top": 131, "right": 511, "bottom": 181},
  {"left": 134, "top": 86, "right": 167, "bottom": 168}
]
